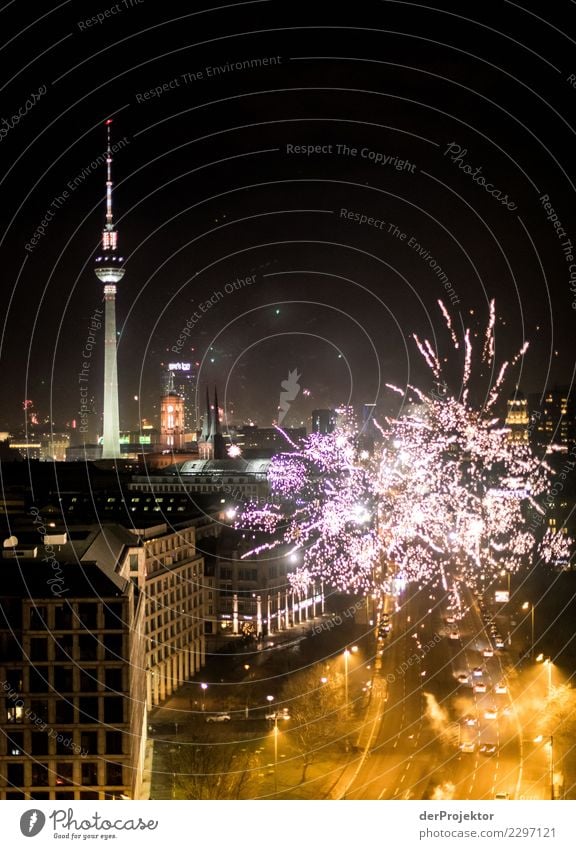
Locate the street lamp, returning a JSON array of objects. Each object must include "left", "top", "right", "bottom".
[
  {"left": 534, "top": 735, "right": 554, "bottom": 800},
  {"left": 264, "top": 696, "right": 278, "bottom": 793},
  {"left": 273, "top": 720, "right": 279, "bottom": 794},
  {"left": 342, "top": 646, "right": 358, "bottom": 716},
  {"left": 200, "top": 682, "right": 208, "bottom": 711},
  {"left": 522, "top": 601, "right": 535, "bottom": 658},
  {"left": 544, "top": 658, "right": 552, "bottom": 700}
]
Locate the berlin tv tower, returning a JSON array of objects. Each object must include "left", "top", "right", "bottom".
[{"left": 94, "top": 120, "right": 124, "bottom": 459}]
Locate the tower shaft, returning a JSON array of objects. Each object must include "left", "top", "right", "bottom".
[
  {"left": 94, "top": 119, "right": 124, "bottom": 460},
  {"left": 102, "top": 284, "right": 120, "bottom": 458}
]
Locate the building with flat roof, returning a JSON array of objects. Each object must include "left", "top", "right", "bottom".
[
  {"left": 128, "top": 457, "right": 272, "bottom": 505},
  {"left": 0, "top": 535, "right": 146, "bottom": 801}
]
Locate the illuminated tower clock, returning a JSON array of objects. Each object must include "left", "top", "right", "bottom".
[{"left": 160, "top": 391, "right": 185, "bottom": 450}]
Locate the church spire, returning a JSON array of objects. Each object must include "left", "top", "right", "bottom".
[
  {"left": 213, "top": 387, "right": 221, "bottom": 435},
  {"left": 201, "top": 386, "right": 212, "bottom": 441}
]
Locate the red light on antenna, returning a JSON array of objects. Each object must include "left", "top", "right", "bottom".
[{"left": 105, "top": 119, "right": 113, "bottom": 125}]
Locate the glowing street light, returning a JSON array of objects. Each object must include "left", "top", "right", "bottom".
[
  {"left": 544, "top": 657, "right": 553, "bottom": 700},
  {"left": 343, "top": 649, "right": 350, "bottom": 714},
  {"left": 264, "top": 695, "right": 279, "bottom": 793},
  {"left": 343, "top": 646, "right": 358, "bottom": 716},
  {"left": 533, "top": 735, "right": 555, "bottom": 800},
  {"left": 522, "top": 601, "right": 535, "bottom": 658},
  {"left": 200, "top": 682, "right": 208, "bottom": 711},
  {"left": 273, "top": 721, "right": 279, "bottom": 794}
]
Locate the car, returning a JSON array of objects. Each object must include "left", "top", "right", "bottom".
[
  {"left": 480, "top": 743, "right": 497, "bottom": 755},
  {"left": 446, "top": 616, "right": 455, "bottom": 624},
  {"left": 495, "top": 682, "right": 507, "bottom": 694},
  {"left": 206, "top": 712, "right": 231, "bottom": 723},
  {"left": 472, "top": 667, "right": 483, "bottom": 677},
  {"left": 484, "top": 706, "right": 498, "bottom": 720},
  {"left": 501, "top": 706, "right": 512, "bottom": 717},
  {"left": 460, "top": 741, "right": 476, "bottom": 753},
  {"left": 474, "top": 683, "right": 487, "bottom": 693},
  {"left": 494, "top": 792, "right": 509, "bottom": 800},
  {"left": 483, "top": 648, "right": 494, "bottom": 658},
  {"left": 461, "top": 714, "right": 477, "bottom": 726},
  {"left": 495, "top": 638, "right": 505, "bottom": 649},
  {"left": 457, "top": 673, "right": 469, "bottom": 684},
  {"left": 449, "top": 631, "right": 459, "bottom": 640},
  {"left": 266, "top": 708, "right": 290, "bottom": 721}
]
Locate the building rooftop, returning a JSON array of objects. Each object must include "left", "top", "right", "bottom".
[
  {"left": 0, "top": 559, "right": 130, "bottom": 598},
  {"left": 164, "top": 458, "right": 271, "bottom": 476}
]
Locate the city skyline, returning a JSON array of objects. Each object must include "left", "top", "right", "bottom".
[
  {"left": 2, "top": 0, "right": 576, "bottom": 815},
  {"left": 1, "top": 5, "right": 576, "bottom": 437}
]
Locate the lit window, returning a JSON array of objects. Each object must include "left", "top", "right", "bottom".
[{"left": 7, "top": 703, "right": 24, "bottom": 723}]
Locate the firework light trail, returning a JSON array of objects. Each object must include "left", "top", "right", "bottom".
[{"left": 238, "top": 302, "right": 573, "bottom": 610}]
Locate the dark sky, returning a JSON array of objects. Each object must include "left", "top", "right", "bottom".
[{"left": 1, "top": 0, "right": 576, "bottom": 433}]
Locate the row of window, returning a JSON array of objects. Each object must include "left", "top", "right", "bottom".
[
  {"left": 25, "top": 634, "right": 125, "bottom": 663},
  {"left": 146, "top": 564, "right": 202, "bottom": 595},
  {"left": 146, "top": 618, "right": 202, "bottom": 642},
  {"left": 127, "top": 505, "right": 188, "bottom": 513},
  {"left": 145, "top": 600, "right": 202, "bottom": 625},
  {"left": 2, "top": 665, "right": 123, "bottom": 694},
  {"left": 145, "top": 586, "right": 201, "bottom": 608},
  {"left": 3, "top": 760, "right": 124, "bottom": 788},
  {"left": 148, "top": 639, "right": 203, "bottom": 669},
  {"left": 147, "top": 629, "right": 203, "bottom": 663},
  {"left": 3, "top": 791, "right": 106, "bottom": 800},
  {"left": 2, "top": 729, "right": 123, "bottom": 756},
  {"left": 4, "top": 696, "right": 125, "bottom": 724},
  {"left": 26, "top": 601, "right": 125, "bottom": 632},
  {"left": 144, "top": 531, "right": 195, "bottom": 558},
  {"left": 137, "top": 484, "right": 260, "bottom": 494}
]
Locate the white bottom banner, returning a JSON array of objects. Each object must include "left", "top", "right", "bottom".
[{"left": 0, "top": 800, "right": 574, "bottom": 849}]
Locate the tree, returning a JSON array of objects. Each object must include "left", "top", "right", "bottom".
[
  {"left": 170, "top": 731, "right": 258, "bottom": 799},
  {"left": 280, "top": 665, "right": 347, "bottom": 783}
]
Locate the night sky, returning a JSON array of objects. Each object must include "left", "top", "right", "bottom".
[{"left": 1, "top": 0, "right": 576, "bottom": 433}]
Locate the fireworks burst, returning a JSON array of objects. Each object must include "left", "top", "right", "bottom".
[{"left": 238, "top": 302, "right": 572, "bottom": 607}]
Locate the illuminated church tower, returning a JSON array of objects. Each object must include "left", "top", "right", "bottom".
[
  {"left": 160, "top": 374, "right": 185, "bottom": 450},
  {"left": 94, "top": 120, "right": 125, "bottom": 459}
]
